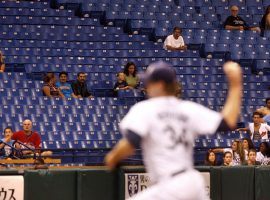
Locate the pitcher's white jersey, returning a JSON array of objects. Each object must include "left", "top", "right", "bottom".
[{"left": 120, "top": 96, "right": 222, "bottom": 183}]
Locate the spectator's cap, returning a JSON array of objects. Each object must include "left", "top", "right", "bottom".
[{"left": 142, "top": 61, "right": 176, "bottom": 84}]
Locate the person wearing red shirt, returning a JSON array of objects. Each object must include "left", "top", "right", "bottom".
[{"left": 12, "top": 119, "right": 41, "bottom": 154}]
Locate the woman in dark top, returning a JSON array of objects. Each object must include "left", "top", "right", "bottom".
[
  {"left": 42, "top": 72, "right": 64, "bottom": 98},
  {"left": 260, "top": 6, "right": 270, "bottom": 33},
  {"left": 0, "top": 51, "right": 5, "bottom": 72}
]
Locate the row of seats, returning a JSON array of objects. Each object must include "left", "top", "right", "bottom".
[
  {"left": 80, "top": 2, "right": 269, "bottom": 14},
  {"left": 0, "top": 1, "right": 49, "bottom": 8},
  {"left": 0, "top": 8, "right": 74, "bottom": 17},
  {"left": 0, "top": 97, "right": 137, "bottom": 106},
  {"left": 0, "top": 25, "right": 123, "bottom": 34},
  {"left": 0, "top": 49, "right": 200, "bottom": 58},
  {"left": 38, "top": 138, "right": 270, "bottom": 150},
  {"left": 1, "top": 122, "right": 120, "bottom": 132},
  {"left": 0, "top": 113, "right": 124, "bottom": 123},
  {"left": 194, "top": 138, "right": 269, "bottom": 149},
  {"left": 0, "top": 75, "right": 265, "bottom": 89},
  {"left": 0, "top": 16, "right": 99, "bottom": 26},
  {"left": 40, "top": 131, "right": 122, "bottom": 141},
  {"left": 177, "top": 0, "right": 270, "bottom": 7},
  {"left": 26, "top": 64, "right": 252, "bottom": 74},
  {"left": 42, "top": 140, "right": 118, "bottom": 149},
  {"left": 0, "top": 40, "right": 157, "bottom": 49},
  {"left": 0, "top": 32, "right": 149, "bottom": 42},
  {"left": 0, "top": 102, "right": 262, "bottom": 113},
  {"left": 0, "top": 105, "right": 130, "bottom": 115},
  {"left": 0, "top": 81, "right": 265, "bottom": 94}
]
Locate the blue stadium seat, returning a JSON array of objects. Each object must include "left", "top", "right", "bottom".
[{"left": 246, "top": 0, "right": 263, "bottom": 6}]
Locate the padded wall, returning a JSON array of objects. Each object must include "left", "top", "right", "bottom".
[{"left": 1, "top": 167, "right": 269, "bottom": 200}]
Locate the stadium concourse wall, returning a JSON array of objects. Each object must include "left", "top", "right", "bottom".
[{"left": 1, "top": 166, "right": 270, "bottom": 200}]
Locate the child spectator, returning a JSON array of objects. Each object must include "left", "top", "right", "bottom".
[
  {"left": 245, "top": 149, "right": 261, "bottom": 166},
  {"left": 236, "top": 112, "right": 270, "bottom": 140},
  {"left": 56, "top": 71, "right": 76, "bottom": 98},
  {"left": 222, "top": 151, "right": 233, "bottom": 166},
  {"left": 113, "top": 72, "right": 130, "bottom": 91},
  {"left": 0, "top": 127, "right": 19, "bottom": 159},
  {"left": 123, "top": 62, "right": 139, "bottom": 88},
  {"left": 0, "top": 51, "right": 5, "bottom": 72},
  {"left": 213, "top": 140, "right": 245, "bottom": 165},
  {"left": 256, "top": 142, "right": 270, "bottom": 165},
  {"left": 163, "top": 27, "right": 187, "bottom": 51},
  {"left": 42, "top": 72, "right": 64, "bottom": 98},
  {"left": 204, "top": 150, "right": 217, "bottom": 166}
]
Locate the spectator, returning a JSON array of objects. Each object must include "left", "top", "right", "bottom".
[
  {"left": 12, "top": 119, "right": 41, "bottom": 155},
  {"left": 256, "top": 142, "right": 270, "bottom": 165},
  {"left": 212, "top": 140, "right": 245, "bottom": 165},
  {"left": 242, "top": 138, "right": 254, "bottom": 151},
  {"left": 260, "top": 6, "right": 270, "bottom": 32},
  {"left": 175, "top": 82, "right": 182, "bottom": 98},
  {"left": 123, "top": 62, "right": 139, "bottom": 88},
  {"left": 113, "top": 72, "right": 130, "bottom": 91},
  {"left": 224, "top": 6, "right": 260, "bottom": 32},
  {"left": 242, "top": 138, "right": 254, "bottom": 160},
  {"left": 245, "top": 149, "right": 261, "bottom": 166},
  {"left": 163, "top": 27, "right": 187, "bottom": 51},
  {"left": 222, "top": 151, "right": 233, "bottom": 166},
  {"left": 71, "top": 72, "right": 92, "bottom": 98},
  {"left": 236, "top": 112, "right": 270, "bottom": 140},
  {"left": 42, "top": 73, "right": 64, "bottom": 98},
  {"left": 204, "top": 150, "right": 217, "bottom": 166},
  {"left": 257, "top": 98, "right": 270, "bottom": 123},
  {"left": 0, "top": 51, "right": 5, "bottom": 72},
  {"left": 0, "top": 127, "right": 19, "bottom": 159},
  {"left": 55, "top": 71, "right": 76, "bottom": 98}
]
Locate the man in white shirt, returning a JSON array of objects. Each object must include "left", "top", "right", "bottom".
[
  {"left": 105, "top": 60, "right": 242, "bottom": 200},
  {"left": 236, "top": 112, "right": 270, "bottom": 140},
  {"left": 163, "top": 27, "right": 187, "bottom": 51}
]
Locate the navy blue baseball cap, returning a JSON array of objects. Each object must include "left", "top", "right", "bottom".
[{"left": 142, "top": 61, "right": 177, "bottom": 84}]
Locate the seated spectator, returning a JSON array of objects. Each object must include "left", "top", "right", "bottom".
[
  {"left": 242, "top": 138, "right": 254, "bottom": 160},
  {"left": 212, "top": 140, "right": 245, "bottom": 165},
  {"left": 242, "top": 138, "right": 254, "bottom": 151},
  {"left": 257, "top": 98, "right": 270, "bottom": 123},
  {"left": 0, "top": 127, "right": 19, "bottom": 159},
  {"left": 256, "top": 142, "right": 270, "bottom": 165},
  {"left": 56, "top": 71, "right": 76, "bottom": 98},
  {"left": 260, "top": 6, "right": 270, "bottom": 32},
  {"left": 12, "top": 119, "right": 52, "bottom": 157},
  {"left": 204, "top": 150, "right": 217, "bottom": 166},
  {"left": 222, "top": 151, "right": 233, "bottom": 166},
  {"left": 71, "top": 72, "right": 92, "bottom": 98},
  {"left": 236, "top": 112, "right": 270, "bottom": 140},
  {"left": 12, "top": 119, "right": 41, "bottom": 155},
  {"left": 0, "top": 51, "right": 5, "bottom": 73},
  {"left": 163, "top": 27, "right": 187, "bottom": 51},
  {"left": 123, "top": 62, "right": 139, "bottom": 88},
  {"left": 245, "top": 149, "right": 261, "bottom": 166},
  {"left": 42, "top": 73, "right": 64, "bottom": 98},
  {"left": 113, "top": 72, "right": 130, "bottom": 91},
  {"left": 224, "top": 6, "right": 260, "bottom": 32}
]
